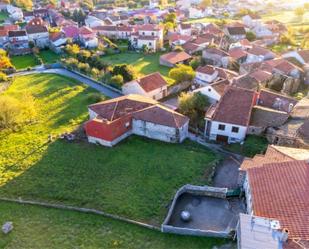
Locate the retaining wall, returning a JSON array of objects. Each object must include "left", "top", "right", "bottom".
[{"left": 161, "top": 184, "right": 230, "bottom": 238}]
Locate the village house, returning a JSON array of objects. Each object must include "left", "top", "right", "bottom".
[
  {"left": 8, "top": 30, "right": 30, "bottom": 55},
  {"left": 84, "top": 95, "right": 189, "bottom": 146},
  {"left": 242, "top": 14, "right": 262, "bottom": 28},
  {"left": 25, "top": 17, "right": 49, "bottom": 48},
  {"left": 223, "top": 26, "right": 246, "bottom": 42},
  {"left": 23, "top": 11, "right": 34, "bottom": 22},
  {"left": 159, "top": 51, "right": 192, "bottom": 68},
  {"left": 177, "top": 23, "right": 192, "bottom": 36},
  {"left": 49, "top": 31, "right": 67, "bottom": 53},
  {"left": 181, "top": 41, "right": 203, "bottom": 55},
  {"left": 229, "top": 39, "right": 252, "bottom": 51},
  {"left": 167, "top": 33, "right": 192, "bottom": 47},
  {"left": 242, "top": 160, "right": 309, "bottom": 248},
  {"left": 195, "top": 65, "right": 219, "bottom": 84},
  {"left": 7, "top": 4, "right": 23, "bottom": 21},
  {"left": 0, "top": 24, "right": 19, "bottom": 48},
  {"left": 130, "top": 24, "right": 164, "bottom": 52},
  {"left": 122, "top": 72, "right": 168, "bottom": 100},
  {"left": 202, "top": 47, "right": 231, "bottom": 68},
  {"left": 79, "top": 26, "right": 98, "bottom": 48},
  {"left": 246, "top": 46, "right": 276, "bottom": 64},
  {"left": 204, "top": 86, "right": 256, "bottom": 143},
  {"left": 229, "top": 48, "right": 248, "bottom": 64},
  {"left": 193, "top": 79, "right": 230, "bottom": 103},
  {"left": 85, "top": 15, "right": 105, "bottom": 28},
  {"left": 282, "top": 50, "right": 309, "bottom": 66}
]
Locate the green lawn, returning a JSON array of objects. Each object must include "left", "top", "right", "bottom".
[
  {"left": 0, "top": 201, "right": 225, "bottom": 249},
  {"left": 0, "top": 11, "right": 8, "bottom": 23},
  {"left": 261, "top": 10, "right": 309, "bottom": 27},
  {"left": 39, "top": 50, "right": 62, "bottom": 64},
  {"left": 224, "top": 135, "right": 269, "bottom": 158},
  {"left": 10, "top": 54, "right": 38, "bottom": 70},
  {"left": 10, "top": 50, "right": 62, "bottom": 69},
  {"left": 100, "top": 52, "right": 174, "bottom": 84},
  {"left": 0, "top": 74, "right": 218, "bottom": 225}
]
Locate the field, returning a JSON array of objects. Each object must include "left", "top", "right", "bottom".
[
  {"left": 261, "top": 10, "right": 309, "bottom": 28},
  {"left": 0, "top": 201, "right": 225, "bottom": 249},
  {"left": 0, "top": 74, "right": 218, "bottom": 226},
  {"left": 100, "top": 52, "right": 175, "bottom": 84},
  {"left": 10, "top": 50, "right": 62, "bottom": 70}
]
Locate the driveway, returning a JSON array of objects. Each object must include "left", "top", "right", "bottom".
[
  {"left": 213, "top": 156, "right": 243, "bottom": 189},
  {"left": 11, "top": 67, "right": 122, "bottom": 98}
]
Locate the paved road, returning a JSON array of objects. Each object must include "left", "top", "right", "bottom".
[{"left": 11, "top": 67, "right": 122, "bottom": 98}]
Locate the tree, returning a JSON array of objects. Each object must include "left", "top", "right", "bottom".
[
  {"left": 246, "top": 31, "right": 256, "bottom": 41},
  {"left": 163, "top": 21, "right": 174, "bottom": 34},
  {"left": 0, "top": 49, "right": 13, "bottom": 70},
  {"left": 80, "top": 0, "right": 94, "bottom": 10},
  {"left": 65, "top": 44, "right": 80, "bottom": 56},
  {"left": 294, "top": 7, "right": 305, "bottom": 22},
  {"left": 200, "top": 0, "right": 212, "bottom": 8},
  {"left": 13, "top": 0, "right": 33, "bottom": 10},
  {"left": 110, "top": 74, "right": 124, "bottom": 88},
  {"left": 178, "top": 92, "right": 209, "bottom": 128},
  {"left": 0, "top": 72, "right": 8, "bottom": 82},
  {"left": 190, "top": 57, "right": 202, "bottom": 70},
  {"left": 169, "top": 64, "right": 195, "bottom": 83},
  {"left": 112, "top": 64, "right": 136, "bottom": 82},
  {"left": 173, "top": 45, "right": 184, "bottom": 52}
]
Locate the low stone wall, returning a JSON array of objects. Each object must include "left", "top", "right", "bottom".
[{"left": 162, "top": 184, "right": 230, "bottom": 238}]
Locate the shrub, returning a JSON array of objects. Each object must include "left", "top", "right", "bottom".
[
  {"left": 87, "top": 93, "right": 105, "bottom": 104},
  {"left": 110, "top": 74, "right": 124, "bottom": 88},
  {"left": 0, "top": 72, "right": 8, "bottom": 82},
  {"left": 169, "top": 64, "right": 195, "bottom": 83},
  {"left": 112, "top": 64, "right": 136, "bottom": 82}
]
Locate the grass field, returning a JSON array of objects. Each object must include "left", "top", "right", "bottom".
[
  {"left": 10, "top": 50, "right": 62, "bottom": 69},
  {"left": 0, "top": 74, "right": 218, "bottom": 225},
  {"left": 0, "top": 201, "right": 225, "bottom": 249},
  {"left": 100, "top": 52, "right": 175, "bottom": 84},
  {"left": 10, "top": 54, "right": 38, "bottom": 69}
]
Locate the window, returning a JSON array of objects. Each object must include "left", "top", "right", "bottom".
[
  {"left": 151, "top": 32, "right": 154, "bottom": 36},
  {"left": 232, "top": 126, "right": 239, "bottom": 133},
  {"left": 149, "top": 42, "right": 152, "bottom": 46},
  {"left": 218, "top": 124, "right": 225, "bottom": 131}
]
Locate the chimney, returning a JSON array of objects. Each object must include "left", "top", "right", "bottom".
[{"left": 279, "top": 228, "right": 289, "bottom": 243}]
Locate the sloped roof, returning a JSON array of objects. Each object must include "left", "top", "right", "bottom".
[
  {"left": 26, "top": 25, "right": 48, "bottom": 34},
  {"left": 160, "top": 51, "right": 192, "bottom": 64},
  {"left": 209, "top": 86, "right": 256, "bottom": 126},
  {"left": 132, "top": 105, "right": 189, "bottom": 128},
  {"left": 134, "top": 72, "right": 167, "bottom": 93},
  {"left": 248, "top": 160, "right": 309, "bottom": 240}
]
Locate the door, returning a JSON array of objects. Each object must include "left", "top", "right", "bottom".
[{"left": 216, "top": 135, "right": 228, "bottom": 143}]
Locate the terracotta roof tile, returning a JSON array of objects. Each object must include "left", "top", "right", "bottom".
[
  {"left": 135, "top": 72, "right": 167, "bottom": 93},
  {"left": 160, "top": 51, "right": 192, "bottom": 64},
  {"left": 210, "top": 86, "right": 256, "bottom": 126},
  {"left": 248, "top": 160, "right": 309, "bottom": 240}
]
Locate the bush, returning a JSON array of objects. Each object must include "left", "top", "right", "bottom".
[
  {"left": 190, "top": 57, "right": 202, "bottom": 70},
  {"left": 87, "top": 93, "right": 105, "bottom": 104},
  {"left": 112, "top": 64, "right": 136, "bottom": 82},
  {"left": 109, "top": 74, "right": 124, "bottom": 88},
  {"left": 0, "top": 72, "right": 8, "bottom": 82},
  {"left": 169, "top": 64, "right": 195, "bottom": 83}
]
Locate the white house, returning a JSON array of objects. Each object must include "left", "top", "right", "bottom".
[
  {"left": 7, "top": 5, "right": 23, "bottom": 21},
  {"left": 282, "top": 50, "right": 309, "bottom": 66},
  {"left": 193, "top": 79, "right": 230, "bottom": 103},
  {"left": 242, "top": 14, "right": 262, "bottom": 28},
  {"left": 122, "top": 72, "right": 168, "bottom": 100},
  {"left": 188, "top": 7, "right": 204, "bottom": 19},
  {"left": 246, "top": 46, "right": 276, "bottom": 64},
  {"left": 79, "top": 26, "right": 98, "bottom": 48},
  {"left": 252, "top": 24, "right": 273, "bottom": 38},
  {"left": 26, "top": 25, "right": 49, "bottom": 48},
  {"left": 84, "top": 95, "right": 189, "bottom": 146},
  {"left": 131, "top": 24, "right": 163, "bottom": 52},
  {"left": 204, "top": 86, "right": 256, "bottom": 143},
  {"left": 178, "top": 23, "right": 192, "bottom": 36},
  {"left": 85, "top": 15, "right": 105, "bottom": 28},
  {"left": 195, "top": 65, "right": 219, "bottom": 84}
]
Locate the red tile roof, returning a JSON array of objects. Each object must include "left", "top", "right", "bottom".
[
  {"left": 210, "top": 86, "right": 256, "bottom": 126},
  {"left": 248, "top": 160, "right": 309, "bottom": 240},
  {"left": 298, "top": 50, "right": 309, "bottom": 63},
  {"left": 133, "top": 105, "right": 189, "bottom": 128},
  {"left": 196, "top": 65, "right": 216, "bottom": 75},
  {"left": 229, "top": 48, "right": 248, "bottom": 60},
  {"left": 134, "top": 72, "right": 167, "bottom": 93},
  {"left": 258, "top": 89, "right": 298, "bottom": 113},
  {"left": 160, "top": 51, "right": 192, "bottom": 64}
]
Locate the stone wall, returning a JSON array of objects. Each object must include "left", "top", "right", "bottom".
[{"left": 161, "top": 184, "right": 230, "bottom": 238}]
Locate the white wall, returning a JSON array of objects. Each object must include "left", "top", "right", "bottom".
[
  {"left": 208, "top": 120, "right": 247, "bottom": 143},
  {"left": 282, "top": 51, "right": 306, "bottom": 65},
  {"left": 87, "top": 131, "right": 132, "bottom": 147},
  {"left": 243, "top": 174, "right": 253, "bottom": 215},
  {"left": 137, "top": 39, "right": 157, "bottom": 51},
  {"left": 132, "top": 119, "right": 188, "bottom": 143},
  {"left": 122, "top": 81, "right": 167, "bottom": 100},
  {"left": 195, "top": 71, "right": 218, "bottom": 84},
  {"left": 193, "top": 85, "right": 221, "bottom": 103}
]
